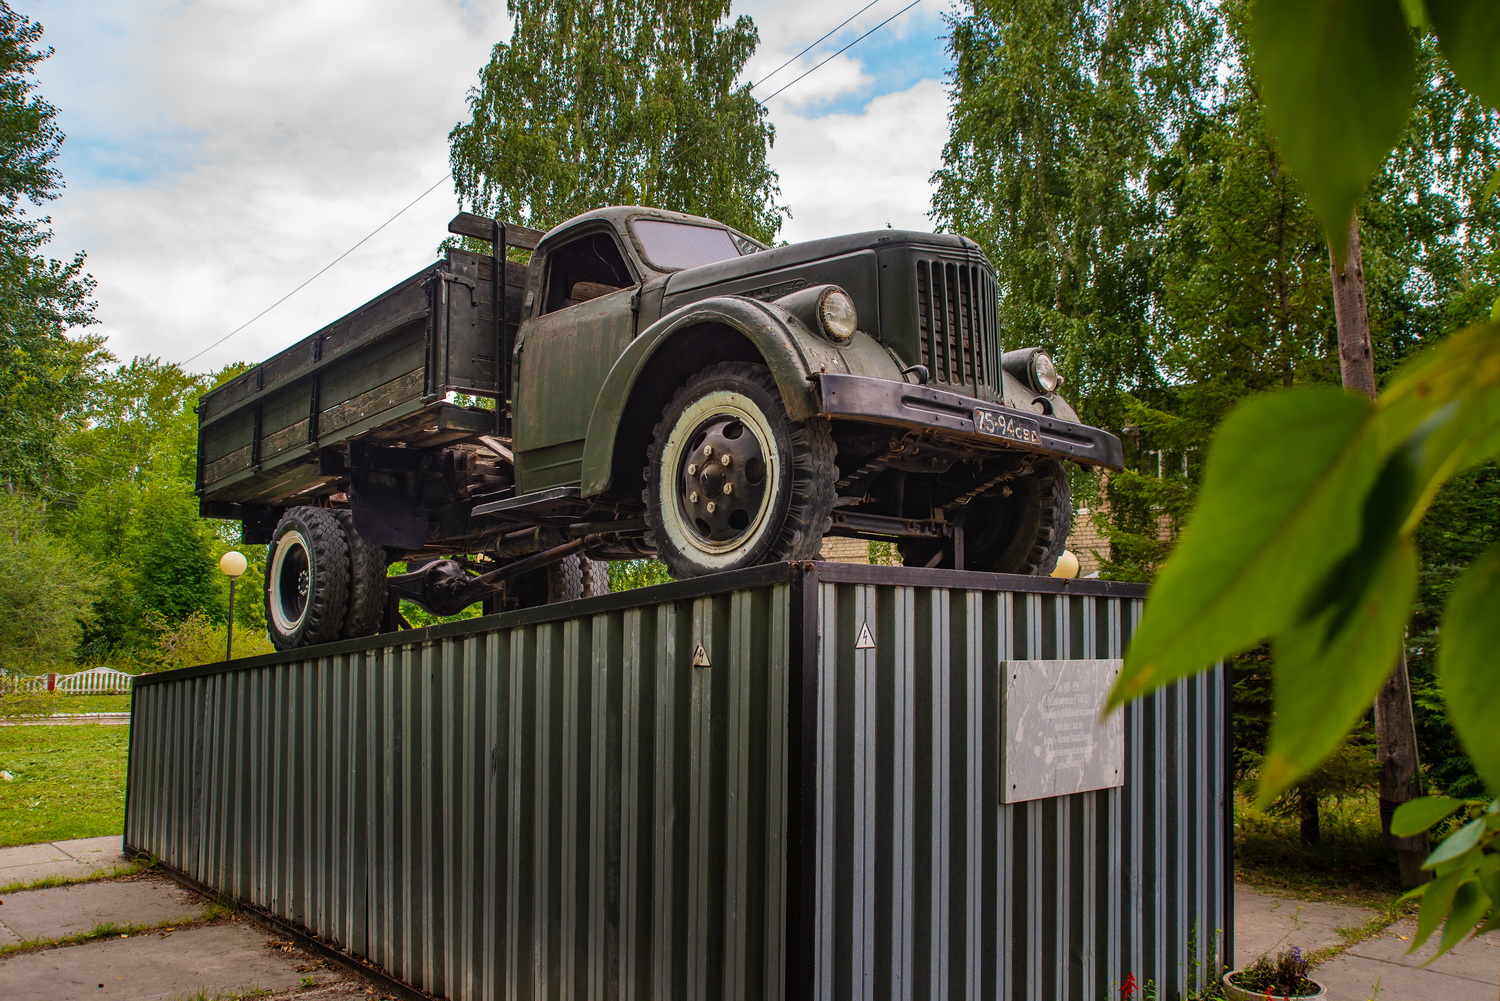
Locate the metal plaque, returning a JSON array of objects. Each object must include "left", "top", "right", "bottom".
[{"left": 1001, "top": 659, "right": 1125, "bottom": 804}]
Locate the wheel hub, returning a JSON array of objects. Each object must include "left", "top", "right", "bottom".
[{"left": 677, "top": 416, "right": 769, "bottom": 546}]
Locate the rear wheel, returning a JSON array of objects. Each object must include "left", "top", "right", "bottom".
[
  {"left": 644, "top": 361, "right": 835, "bottom": 578},
  {"left": 334, "top": 510, "right": 388, "bottom": 639},
  {"left": 265, "top": 507, "right": 349, "bottom": 650}
]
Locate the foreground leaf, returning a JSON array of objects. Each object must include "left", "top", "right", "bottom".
[
  {"left": 1248, "top": 0, "right": 1416, "bottom": 250},
  {"left": 1111, "top": 387, "right": 1378, "bottom": 709},
  {"left": 1259, "top": 536, "right": 1417, "bottom": 799},
  {"left": 1379, "top": 321, "right": 1500, "bottom": 511},
  {"left": 1439, "top": 541, "right": 1500, "bottom": 794},
  {"left": 1428, "top": 0, "right": 1500, "bottom": 109},
  {"left": 1393, "top": 796, "right": 1465, "bottom": 837}
]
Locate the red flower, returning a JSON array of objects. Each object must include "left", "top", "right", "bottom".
[{"left": 1120, "top": 972, "right": 1138, "bottom": 1000}]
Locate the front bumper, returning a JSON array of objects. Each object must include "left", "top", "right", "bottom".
[{"left": 814, "top": 372, "right": 1124, "bottom": 471}]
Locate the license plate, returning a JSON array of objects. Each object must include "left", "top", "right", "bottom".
[{"left": 973, "top": 407, "right": 1042, "bottom": 446}]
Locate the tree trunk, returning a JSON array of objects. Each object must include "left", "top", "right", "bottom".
[
  {"left": 1328, "top": 213, "right": 1428, "bottom": 887},
  {"left": 1299, "top": 787, "right": 1321, "bottom": 847},
  {"left": 1377, "top": 650, "right": 1430, "bottom": 886}
]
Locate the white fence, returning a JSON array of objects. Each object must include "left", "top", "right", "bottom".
[{"left": 0, "top": 666, "right": 137, "bottom": 694}]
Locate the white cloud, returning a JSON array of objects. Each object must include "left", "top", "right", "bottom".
[
  {"left": 22, "top": 0, "right": 952, "bottom": 374},
  {"left": 768, "top": 78, "right": 950, "bottom": 242}
]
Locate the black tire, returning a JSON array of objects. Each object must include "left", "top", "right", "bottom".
[
  {"left": 334, "top": 509, "right": 388, "bottom": 639},
  {"left": 900, "top": 459, "right": 1072, "bottom": 575},
  {"left": 643, "top": 361, "right": 836, "bottom": 578},
  {"left": 265, "top": 507, "right": 350, "bottom": 650},
  {"left": 510, "top": 553, "right": 611, "bottom": 608}
]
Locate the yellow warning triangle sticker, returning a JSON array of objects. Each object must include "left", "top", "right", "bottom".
[
  {"left": 855, "top": 623, "right": 875, "bottom": 649},
  {"left": 692, "top": 642, "right": 711, "bottom": 667}
]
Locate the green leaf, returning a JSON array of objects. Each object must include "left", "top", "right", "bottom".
[
  {"left": 1258, "top": 536, "right": 1418, "bottom": 798},
  {"left": 1428, "top": 0, "right": 1500, "bottom": 109},
  {"left": 1412, "top": 866, "right": 1464, "bottom": 950},
  {"left": 1436, "top": 880, "right": 1491, "bottom": 959},
  {"left": 1112, "top": 387, "right": 1379, "bottom": 709},
  {"left": 1438, "top": 542, "right": 1500, "bottom": 794},
  {"left": 1248, "top": 0, "right": 1417, "bottom": 251},
  {"left": 1393, "top": 796, "right": 1465, "bottom": 837},
  {"left": 1426, "top": 817, "right": 1486, "bottom": 868},
  {"left": 1399, "top": 0, "right": 1433, "bottom": 30},
  {"left": 1380, "top": 321, "right": 1500, "bottom": 510},
  {"left": 1484, "top": 166, "right": 1500, "bottom": 205}
]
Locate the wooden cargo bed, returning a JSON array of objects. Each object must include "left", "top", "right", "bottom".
[{"left": 197, "top": 248, "right": 526, "bottom": 509}]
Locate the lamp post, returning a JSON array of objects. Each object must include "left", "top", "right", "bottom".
[{"left": 219, "top": 551, "right": 248, "bottom": 661}]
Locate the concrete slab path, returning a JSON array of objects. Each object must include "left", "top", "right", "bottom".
[
  {"left": 0, "top": 875, "right": 208, "bottom": 944},
  {"left": 1232, "top": 883, "right": 1381, "bottom": 962},
  {"left": 0, "top": 920, "right": 341, "bottom": 1001},
  {"left": 0, "top": 835, "right": 128, "bottom": 888},
  {"left": 1315, "top": 916, "right": 1500, "bottom": 1001}
]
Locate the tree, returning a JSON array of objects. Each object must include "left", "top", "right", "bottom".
[
  {"left": 52, "top": 358, "right": 225, "bottom": 657},
  {"left": 0, "top": 3, "right": 102, "bottom": 490},
  {"left": 450, "top": 0, "right": 782, "bottom": 242},
  {"left": 0, "top": 492, "right": 95, "bottom": 672},
  {"left": 1111, "top": 0, "right": 1500, "bottom": 956},
  {"left": 932, "top": 0, "right": 1222, "bottom": 436}
]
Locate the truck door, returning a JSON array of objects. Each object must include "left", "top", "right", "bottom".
[{"left": 512, "top": 227, "right": 639, "bottom": 492}]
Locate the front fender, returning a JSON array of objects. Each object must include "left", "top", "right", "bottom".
[{"left": 579, "top": 295, "right": 902, "bottom": 497}]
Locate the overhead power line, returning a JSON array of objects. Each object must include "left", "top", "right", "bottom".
[
  {"left": 759, "top": 0, "right": 923, "bottom": 104},
  {"left": 188, "top": 1, "right": 924, "bottom": 366},
  {"left": 180, "top": 173, "right": 452, "bottom": 367},
  {"left": 750, "top": 0, "right": 885, "bottom": 93}
]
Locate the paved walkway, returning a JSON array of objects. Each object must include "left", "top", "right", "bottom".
[
  {"left": 0, "top": 712, "right": 131, "bottom": 726},
  {"left": 3, "top": 838, "right": 1496, "bottom": 999},
  {"left": 0, "top": 837, "right": 384, "bottom": 1000},
  {"left": 1235, "top": 882, "right": 1499, "bottom": 1000}
]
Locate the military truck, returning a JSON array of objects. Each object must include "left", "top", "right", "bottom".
[{"left": 197, "top": 206, "right": 1124, "bottom": 649}]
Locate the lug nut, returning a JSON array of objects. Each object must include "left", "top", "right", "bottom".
[
  {"left": 689, "top": 491, "right": 699, "bottom": 503},
  {"left": 687, "top": 463, "right": 698, "bottom": 475},
  {"left": 723, "top": 483, "right": 733, "bottom": 495},
  {"left": 720, "top": 454, "right": 732, "bottom": 466},
  {"left": 703, "top": 444, "right": 714, "bottom": 457},
  {"left": 706, "top": 501, "right": 717, "bottom": 514}
]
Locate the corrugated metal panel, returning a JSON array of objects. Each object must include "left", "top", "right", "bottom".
[
  {"left": 126, "top": 563, "right": 1227, "bottom": 1001},
  {"left": 807, "top": 576, "right": 1228, "bottom": 1001}
]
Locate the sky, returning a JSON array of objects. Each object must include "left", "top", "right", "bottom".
[{"left": 17, "top": 0, "right": 959, "bottom": 374}]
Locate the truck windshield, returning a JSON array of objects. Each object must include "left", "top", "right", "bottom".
[{"left": 632, "top": 219, "right": 749, "bottom": 270}]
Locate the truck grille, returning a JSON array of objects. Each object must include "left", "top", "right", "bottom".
[{"left": 914, "top": 258, "right": 1001, "bottom": 396}]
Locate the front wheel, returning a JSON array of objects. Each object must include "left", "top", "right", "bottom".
[
  {"left": 509, "top": 553, "right": 611, "bottom": 608},
  {"left": 899, "top": 459, "right": 1072, "bottom": 575},
  {"left": 643, "top": 361, "right": 836, "bottom": 578},
  {"left": 265, "top": 507, "right": 350, "bottom": 650},
  {"left": 966, "top": 458, "right": 1073, "bottom": 574}
]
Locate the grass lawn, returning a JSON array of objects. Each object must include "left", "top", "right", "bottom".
[
  {"left": 1234, "top": 790, "right": 1402, "bottom": 907},
  {"left": 0, "top": 724, "right": 128, "bottom": 847},
  {"left": 55, "top": 693, "right": 133, "bottom": 714}
]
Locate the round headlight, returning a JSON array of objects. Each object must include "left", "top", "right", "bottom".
[
  {"left": 817, "top": 288, "right": 858, "bottom": 342},
  {"left": 1030, "top": 350, "right": 1060, "bottom": 393}
]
